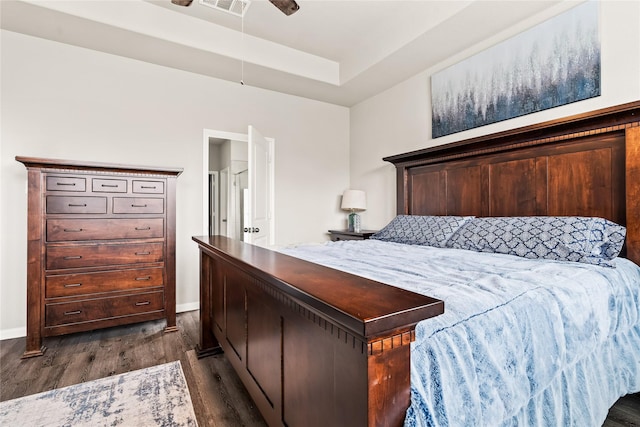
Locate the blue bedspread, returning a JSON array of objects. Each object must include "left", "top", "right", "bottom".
[{"left": 279, "top": 240, "right": 640, "bottom": 427}]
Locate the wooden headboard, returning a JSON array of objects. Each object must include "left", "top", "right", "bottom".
[{"left": 384, "top": 101, "right": 640, "bottom": 265}]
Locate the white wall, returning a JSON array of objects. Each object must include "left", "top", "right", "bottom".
[
  {"left": 219, "top": 139, "right": 249, "bottom": 172},
  {"left": 0, "top": 30, "right": 350, "bottom": 337},
  {"left": 350, "top": 0, "right": 640, "bottom": 230}
]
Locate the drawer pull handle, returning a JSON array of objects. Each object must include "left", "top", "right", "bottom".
[
  {"left": 135, "top": 251, "right": 151, "bottom": 256},
  {"left": 64, "top": 310, "right": 82, "bottom": 316},
  {"left": 63, "top": 256, "right": 82, "bottom": 260},
  {"left": 63, "top": 228, "right": 83, "bottom": 232},
  {"left": 56, "top": 182, "right": 76, "bottom": 186},
  {"left": 140, "top": 185, "right": 156, "bottom": 189},
  {"left": 135, "top": 227, "right": 151, "bottom": 231},
  {"left": 68, "top": 203, "right": 87, "bottom": 207},
  {"left": 131, "top": 204, "right": 148, "bottom": 208},
  {"left": 135, "top": 301, "right": 151, "bottom": 306},
  {"left": 63, "top": 283, "right": 82, "bottom": 288},
  {"left": 135, "top": 276, "right": 152, "bottom": 281},
  {"left": 101, "top": 184, "right": 119, "bottom": 188}
]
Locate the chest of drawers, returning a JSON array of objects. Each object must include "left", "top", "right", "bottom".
[{"left": 16, "top": 157, "right": 183, "bottom": 358}]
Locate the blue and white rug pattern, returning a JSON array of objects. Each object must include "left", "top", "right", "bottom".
[{"left": 0, "top": 361, "right": 198, "bottom": 426}]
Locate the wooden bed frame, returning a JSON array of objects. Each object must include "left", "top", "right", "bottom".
[{"left": 193, "top": 100, "right": 640, "bottom": 427}]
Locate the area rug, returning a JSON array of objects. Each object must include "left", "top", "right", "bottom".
[{"left": 0, "top": 361, "right": 198, "bottom": 426}]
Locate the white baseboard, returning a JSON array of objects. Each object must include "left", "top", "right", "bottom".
[
  {"left": 0, "top": 301, "right": 200, "bottom": 341},
  {"left": 177, "top": 302, "right": 199, "bottom": 313},
  {"left": 0, "top": 327, "right": 26, "bottom": 341}
]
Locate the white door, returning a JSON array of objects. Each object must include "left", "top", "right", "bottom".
[
  {"left": 208, "top": 171, "right": 219, "bottom": 235},
  {"left": 219, "top": 168, "right": 229, "bottom": 236},
  {"left": 242, "top": 188, "right": 250, "bottom": 242},
  {"left": 245, "top": 125, "right": 274, "bottom": 247}
]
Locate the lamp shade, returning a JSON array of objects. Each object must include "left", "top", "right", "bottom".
[{"left": 341, "top": 190, "right": 366, "bottom": 211}]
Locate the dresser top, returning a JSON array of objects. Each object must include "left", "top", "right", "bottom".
[{"left": 15, "top": 156, "right": 183, "bottom": 176}]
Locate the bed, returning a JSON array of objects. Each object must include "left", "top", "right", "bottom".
[{"left": 192, "top": 100, "right": 640, "bottom": 427}]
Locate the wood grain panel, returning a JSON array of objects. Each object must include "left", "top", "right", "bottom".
[
  {"left": 24, "top": 169, "right": 46, "bottom": 358},
  {"left": 282, "top": 307, "right": 369, "bottom": 427},
  {"left": 164, "top": 175, "right": 178, "bottom": 332},
  {"left": 402, "top": 135, "right": 626, "bottom": 227},
  {"left": 46, "top": 196, "right": 107, "bottom": 214},
  {"left": 132, "top": 180, "right": 165, "bottom": 194},
  {"left": 626, "top": 126, "right": 640, "bottom": 263},
  {"left": 45, "top": 291, "right": 164, "bottom": 327},
  {"left": 547, "top": 147, "right": 613, "bottom": 218},
  {"left": 535, "top": 157, "right": 548, "bottom": 215},
  {"left": 196, "top": 250, "right": 221, "bottom": 358},
  {"left": 247, "top": 291, "right": 281, "bottom": 409},
  {"left": 408, "top": 169, "right": 444, "bottom": 215},
  {"left": 367, "top": 343, "right": 411, "bottom": 427},
  {"left": 47, "top": 218, "right": 164, "bottom": 241},
  {"left": 113, "top": 197, "right": 164, "bottom": 214},
  {"left": 92, "top": 178, "right": 127, "bottom": 193},
  {"left": 46, "top": 176, "right": 86, "bottom": 192},
  {"left": 488, "top": 158, "right": 537, "bottom": 216},
  {"left": 283, "top": 313, "right": 336, "bottom": 427},
  {"left": 46, "top": 242, "right": 163, "bottom": 270},
  {"left": 211, "top": 257, "right": 225, "bottom": 336},
  {"left": 446, "top": 166, "right": 482, "bottom": 216},
  {"left": 46, "top": 267, "right": 164, "bottom": 298},
  {"left": 225, "top": 268, "right": 247, "bottom": 362}
]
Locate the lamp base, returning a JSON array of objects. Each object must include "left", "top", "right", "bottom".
[{"left": 348, "top": 212, "right": 361, "bottom": 233}]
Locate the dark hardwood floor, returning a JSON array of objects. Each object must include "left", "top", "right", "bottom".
[
  {"left": 0, "top": 311, "right": 266, "bottom": 426},
  {"left": 1, "top": 310, "right": 638, "bottom": 426}
]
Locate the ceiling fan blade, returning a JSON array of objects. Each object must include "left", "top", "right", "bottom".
[
  {"left": 171, "top": 0, "right": 194, "bottom": 6},
  {"left": 268, "top": 0, "right": 300, "bottom": 16}
]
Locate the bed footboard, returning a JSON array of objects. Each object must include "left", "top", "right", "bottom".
[{"left": 193, "top": 236, "right": 444, "bottom": 427}]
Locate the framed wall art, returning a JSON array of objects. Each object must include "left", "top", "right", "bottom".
[{"left": 431, "top": 0, "right": 600, "bottom": 138}]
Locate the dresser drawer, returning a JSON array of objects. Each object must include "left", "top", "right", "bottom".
[
  {"left": 132, "top": 180, "right": 164, "bottom": 194},
  {"left": 46, "top": 176, "right": 86, "bottom": 192},
  {"left": 46, "top": 196, "right": 107, "bottom": 214},
  {"left": 47, "top": 242, "right": 164, "bottom": 270},
  {"left": 47, "top": 218, "right": 164, "bottom": 242},
  {"left": 113, "top": 197, "right": 164, "bottom": 214},
  {"left": 45, "top": 291, "right": 164, "bottom": 327},
  {"left": 92, "top": 178, "right": 127, "bottom": 193},
  {"left": 46, "top": 267, "right": 164, "bottom": 298}
]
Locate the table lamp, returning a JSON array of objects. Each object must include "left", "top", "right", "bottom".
[{"left": 341, "top": 190, "right": 366, "bottom": 232}]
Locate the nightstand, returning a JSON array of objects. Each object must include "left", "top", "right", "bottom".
[{"left": 328, "top": 230, "right": 378, "bottom": 241}]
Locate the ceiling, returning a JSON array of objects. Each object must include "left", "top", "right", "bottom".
[{"left": 1, "top": 0, "right": 565, "bottom": 106}]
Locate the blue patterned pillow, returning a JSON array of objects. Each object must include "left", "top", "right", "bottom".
[
  {"left": 446, "top": 216, "right": 626, "bottom": 267},
  {"left": 371, "top": 215, "right": 474, "bottom": 248}
]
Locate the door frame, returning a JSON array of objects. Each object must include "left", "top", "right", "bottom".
[{"left": 202, "top": 128, "right": 275, "bottom": 245}]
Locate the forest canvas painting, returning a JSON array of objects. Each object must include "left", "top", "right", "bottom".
[{"left": 431, "top": 1, "right": 600, "bottom": 138}]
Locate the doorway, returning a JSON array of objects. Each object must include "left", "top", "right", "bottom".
[{"left": 202, "top": 128, "right": 275, "bottom": 247}]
